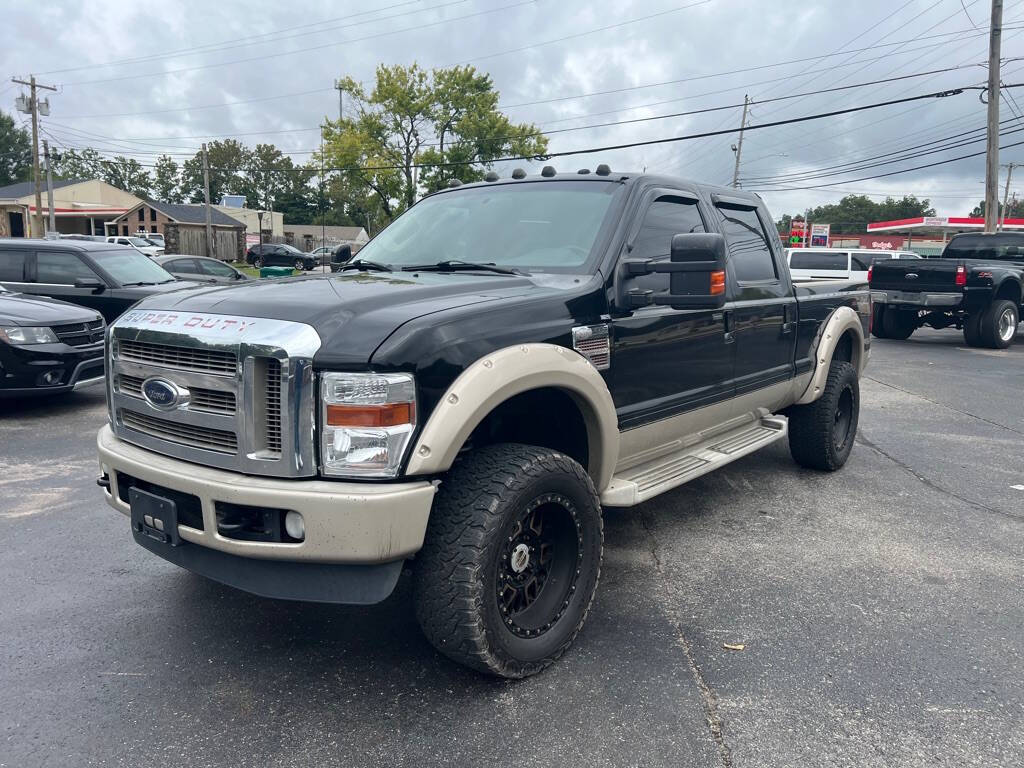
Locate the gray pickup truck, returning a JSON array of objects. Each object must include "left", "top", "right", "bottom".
[{"left": 96, "top": 167, "right": 870, "bottom": 676}]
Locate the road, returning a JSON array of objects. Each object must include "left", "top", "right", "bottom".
[{"left": 1, "top": 328, "right": 1021, "bottom": 767}]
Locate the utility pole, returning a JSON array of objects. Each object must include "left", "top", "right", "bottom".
[
  {"left": 42, "top": 139, "right": 55, "bottom": 234},
  {"left": 334, "top": 79, "right": 344, "bottom": 122},
  {"left": 12, "top": 75, "right": 56, "bottom": 238},
  {"left": 201, "top": 143, "right": 213, "bottom": 259},
  {"left": 731, "top": 95, "right": 750, "bottom": 189},
  {"left": 984, "top": 0, "right": 1004, "bottom": 232},
  {"left": 999, "top": 161, "right": 1020, "bottom": 230}
]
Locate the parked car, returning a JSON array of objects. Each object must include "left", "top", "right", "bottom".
[
  {"left": 106, "top": 235, "right": 164, "bottom": 258},
  {"left": 246, "top": 243, "right": 316, "bottom": 271},
  {"left": 309, "top": 245, "right": 334, "bottom": 265},
  {"left": 59, "top": 234, "right": 107, "bottom": 242},
  {"left": 0, "top": 285, "right": 105, "bottom": 397},
  {"left": 871, "top": 231, "right": 1024, "bottom": 347},
  {"left": 154, "top": 255, "right": 249, "bottom": 284},
  {"left": 137, "top": 231, "right": 165, "bottom": 248},
  {"left": 786, "top": 247, "right": 919, "bottom": 281},
  {"left": 97, "top": 166, "right": 870, "bottom": 677},
  {"left": 0, "top": 239, "right": 204, "bottom": 322}
]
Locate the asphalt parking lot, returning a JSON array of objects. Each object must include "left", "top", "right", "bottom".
[{"left": 1, "top": 328, "right": 1021, "bottom": 768}]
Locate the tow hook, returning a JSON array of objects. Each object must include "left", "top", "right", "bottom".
[{"left": 96, "top": 474, "right": 111, "bottom": 490}]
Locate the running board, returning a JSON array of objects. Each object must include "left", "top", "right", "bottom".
[{"left": 601, "top": 415, "right": 788, "bottom": 507}]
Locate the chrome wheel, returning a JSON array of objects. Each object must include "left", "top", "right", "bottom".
[{"left": 998, "top": 306, "right": 1018, "bottom": 342}]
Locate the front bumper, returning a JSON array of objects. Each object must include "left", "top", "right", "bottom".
[
  {"left": 97, "top": 425, "right": 437, "bottom": 601},
  {"left": 0, "top": 341, "right": 104, "bottom": 398},
  {"left": 870, "top": 290, "right": 962, "bottom": 308}
]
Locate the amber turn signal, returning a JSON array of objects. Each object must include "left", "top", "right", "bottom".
[
  {"left": 710, "top": 270, "right": 726, "bottom": 295},
  {"left": 326, "top": 402, "right": 415, "bottom": 427}
]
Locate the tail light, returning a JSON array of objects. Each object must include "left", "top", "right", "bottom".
[
  {"left": 955, "top": 264, "right": 967, "bottom": 287},
  {"left": 867, "top": 265, "right": 873, "bottom": 285}
]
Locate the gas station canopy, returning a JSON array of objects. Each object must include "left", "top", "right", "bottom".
[{"left": 867, "top": 216, "right": 1024, "bottom": 233}]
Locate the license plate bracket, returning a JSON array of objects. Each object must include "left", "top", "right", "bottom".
[{"left": 129, "top": 486, "right": 181, "bottom": 546}]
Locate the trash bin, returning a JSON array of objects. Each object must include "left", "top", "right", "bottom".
[{"left": 259, "top": 266, "right": 294, "bottom": 278}]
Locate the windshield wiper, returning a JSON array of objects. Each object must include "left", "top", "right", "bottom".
[
  {"left": 338, "top": 259, "right": 392, "bottom": 273},
  {"left": 400, "top": 260, "right": 525, "bottom": 275},
  {"left": 122, "top": 281, "right": 157, "bottom": 286}
]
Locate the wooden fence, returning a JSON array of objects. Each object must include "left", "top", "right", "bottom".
[{"left": 165, "top": 225, "right": 243, "bottom": 261}]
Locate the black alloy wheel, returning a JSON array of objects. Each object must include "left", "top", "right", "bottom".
[
  {"left": 788, "top": 360, "right": 860, "bottom": 471},
  {"left": 253, "top": 256, "right": 264, "bottom": 268}
]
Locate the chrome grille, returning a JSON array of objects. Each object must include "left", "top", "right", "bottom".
[
  {"left": 120, "top": 409, "right": 238, "bottom": 454},
  {"left": 265, "top": 359, "right": 282, "bottom": 454},
  {"left": 53, "top": 319, "right": 104, "bottom": 347},
  {"left": 118, "top": 339, "right": 237, "bottom": 376},
  {"left": 117, "top": 374, "right": 236, "bottom": 414}
]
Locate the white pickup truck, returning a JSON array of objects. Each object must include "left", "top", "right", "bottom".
[{"left": 786, "top": 247, "right": 919, "bottom": 281}]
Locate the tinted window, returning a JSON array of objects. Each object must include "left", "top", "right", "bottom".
[
  {"left": 36, "top": 252, "right": 97, "bottom": 284},
  {"left": 943, "top": 233, "right": 1024, "bottom": 261},
  {"left": 200, "top": 259, "right": 237, "bottom": 277},
  {"left": 791, "top": 251, "right": 848, "bottom": 271},
  {"left": 0, "top": 250, "right": 28, "bottom": 281},
  {"left": 717, "top": 206, "right": 777, "bottom": 282},
  {"left": 631, "top": 196, "right": 706, "bottom": 294},
  {"left": 167, "top": 259, "right": 199, "bottom": 275}
]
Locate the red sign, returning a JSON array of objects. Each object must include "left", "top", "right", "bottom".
[{"left": 788, "top": 220, "right": 806, "bottom": 248}]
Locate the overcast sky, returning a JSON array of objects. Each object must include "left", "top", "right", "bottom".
[{"left": 2, "top": 0, "right": 1021, "bottom": 219}]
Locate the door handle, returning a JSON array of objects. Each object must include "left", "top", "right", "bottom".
[
  {"left": 723, "top": 309, "right": 735, "bottom": 344},
  {"left": 781, "top": 304, "right": 797, "bottom": 334}
]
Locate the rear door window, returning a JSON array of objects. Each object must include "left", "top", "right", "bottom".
[
  {"left": 200, "top": 259, "right": 237, "bottom": 278},
  {"left": 35, "top": 251, "right": 98, "bottom": 284},
  {"left": 167, "top": 258, "right": 200, "bottom": 275},
  {"left": 849, "top": 253, "right": 872, "bottom": 271},
  {"left": 0, "top": 250, "right": 29, "bottom": 281},
  {"left": 791, "top": 251, "right": 849, "bottom": 271}
]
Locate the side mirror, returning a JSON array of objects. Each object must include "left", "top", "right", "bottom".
[
  {"left": 74, "top": 277, "right": 106, "bottom": 293},
  {"left": 620, "top": 232, "right": 727, "bottom": 310}
]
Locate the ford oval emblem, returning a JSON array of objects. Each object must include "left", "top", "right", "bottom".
[{"left": 142, "top": 377, "right": 187, "bottom": 410}]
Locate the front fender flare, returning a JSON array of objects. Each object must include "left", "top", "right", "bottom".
[
  {"left": 404, "top": 344, "right": 619, "bottom": 492},
  {"left": 794, "top": 305, "right": 866, "bottom": 405}
]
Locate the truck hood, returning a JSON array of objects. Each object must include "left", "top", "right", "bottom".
[
  {"left": 0, "top": 292, "right": 102, "bottom": 325},
  {"left": 127, "top": 271, "right": 547, "bottom": 366}
]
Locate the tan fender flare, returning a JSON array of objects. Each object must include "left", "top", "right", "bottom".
[
  {"left": 794, "top": 305, "right": 867, "bottom": 405},
  {"left": 404, "top": 343, "right": 620, "bottom": 492}
]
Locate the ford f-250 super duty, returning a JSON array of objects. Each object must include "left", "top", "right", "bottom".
[
  {"left": 96, "top": 166, "right": 870, "bottom": 677},
  {"left": 870, "top": 232, "right": 1024, "bottom": 348}
]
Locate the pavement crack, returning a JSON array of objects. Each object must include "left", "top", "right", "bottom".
[
  {"left": 864, "top": 375, "right": 1024, "bottom": 437},
  {"left": 637, "top": 509, "right": 732, "bottom": 767},
  {"left": 857, "top": 432, "right": 1022, "bottom": 523}
]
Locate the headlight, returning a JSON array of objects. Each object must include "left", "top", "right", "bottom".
[
  {"left": 320, "top": 372, "right": 417, "bottom": 478},
  {"left": 0, "top": 325, "right": 58, "bottom": 345}
]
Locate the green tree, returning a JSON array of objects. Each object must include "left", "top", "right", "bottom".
[
  {"left": 779, "top": 195, "right": 936, "bottom": 234},
  {"left": 322, "top": 63, "right": 547, "bottom": 226},
  {"left": 242, "top": 143, "right": 295, "bottom": 210},
  {"left": 49, "top": 147, "right": 104, "bottom": 181},
  {"left": 152, "top": 154, "right": 182, "bottom": 202},
  {"left": 969, "top": 197, "right": 1024, "bottom": 218},
  {"left": 274, "top": 164, "right": 317, "bottom": 224},
  {"left": 100, "top": 155, "right": 150, "bottom": 197},
  {"left": 181, "top": 140, "right": 251, "bottom": 203},
  {"left": 0, "top": 110, "right": 31, "bottom": 186}
]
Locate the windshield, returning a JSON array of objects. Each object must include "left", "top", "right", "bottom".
[
  {"left": 943, "top": 233, "right": 1024, "bottom": 261},
  {"left": 281, "top": 244, "right": 305, "bottom": 254},
  {"left": 89, "top": 249, "right": 176, "bottom": 284},
  {"left": 357, "top": 181, "right": 622, "bottom": 272}
]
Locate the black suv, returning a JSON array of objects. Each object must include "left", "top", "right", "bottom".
[
  {"left": 1, "top": 286, "right": 105, "bottom": 397},
  {"left": 246, "top": 243, "right": 317, "bottom": 271},
  {"left": 0, "top": 239, "right": 202, "bottom": 323}
]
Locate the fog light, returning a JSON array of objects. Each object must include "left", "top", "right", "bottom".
[
  {"left": 39, "top": 370, "right": 63, "bottom": 386},
  {"left": 284, "top": 511, "right": 305, "bottom": 541}
]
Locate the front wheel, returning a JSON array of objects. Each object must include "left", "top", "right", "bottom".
[
  {"left": 787, "top": 361, "right": 859, "bottom": 472},
  {"left": 978, "top": 299, "right": 1018, "bottom": 349},
  {"left": 414, "top": 444, "right": 603, "bottom": 678}
]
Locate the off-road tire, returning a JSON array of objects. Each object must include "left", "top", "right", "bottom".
[
  {"left": 871, "top": 304, "right": 890, "bottom": 339},
  {"left": 963, "top": 312, "right": 983, "bottom": 347},
  {"left": 414, "top": 443, "right": 603, "bottom": 678},
  {"left": 978, "top": 299, "right": 1018, "bottom": 349},
  {"left": 252, "top": 256, "right": 264, "bottom": 268},
  {"left": 787, "top": 361, "right": 859, "bottom": 471},
  {"left": 881, "top": 308, "right": 916, "bottom": 340}
]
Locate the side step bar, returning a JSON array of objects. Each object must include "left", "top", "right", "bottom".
[{"left": 601, "top": 415, "right": 788, "bottom": 507}]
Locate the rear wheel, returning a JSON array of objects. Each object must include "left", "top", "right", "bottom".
[
  {"left": 978, "top": 299, "right": 1018, "bottom": 349},
  {"left": 963, "top": 312, "right": 983, "bottom": 347},
  {"left": 787, "top": 361, "right": 859, "bottom": 472},
  {"left": 414, "top": 444, "right": 603, "bottom": 678},
  {"left": 294, "top": 258, "right": 305, "bottom": 271},
  {"left": 881, "top": 308, "right": 916, "bottom": 340},
  {"left": 871, "top": 304, "right": 890, "bottom": 339},
  {"left": 253, "top": 256, "right": 264, "bottom": 268}
]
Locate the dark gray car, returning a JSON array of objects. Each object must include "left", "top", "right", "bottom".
[{"left": 154, "top": 255, "right": 249, "bottom": 284}]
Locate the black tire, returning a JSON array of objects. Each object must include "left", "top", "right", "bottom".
[
  {"left": 881, "top": 308, "right": 916, "bottom": 340},
  {"left": 871, "top": 304, "right": 890, "bottom": 339},
  {"left": 787, "top": 361, "right": 859, "bottom": 472},
  {"left": 294, "top": 258, "right": 305, "bottom": 271},
  {"left": 414, "top": 443, "right": 603, "bottom": 678},
  {"left": 963, "top": 312, "right": 983, "bottom": 347},
  {"left": 253, "top": 256, "right": 264, "bottom": 268},
  {"left": 977, "top": 299, "right": 1018, "bottom": 349}
]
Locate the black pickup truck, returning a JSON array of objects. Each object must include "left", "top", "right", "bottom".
[
  {"left": 870, "top": 232, "right": 1024, "bottom": 348},
  {"left": 96, "top": 167, "right": 870, "bottom": 677}
]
